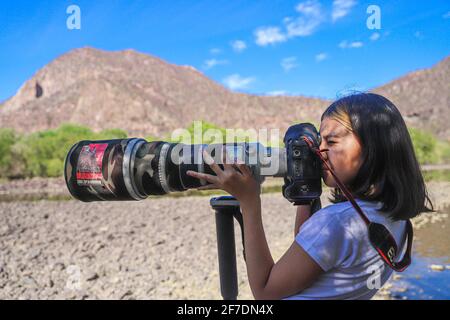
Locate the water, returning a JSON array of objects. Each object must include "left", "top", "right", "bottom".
[{"left": 388, "top": 206, "right": 450, "bottom": 300}]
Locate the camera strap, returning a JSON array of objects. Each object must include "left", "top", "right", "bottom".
[{"left": 302, "top": 136, "right": 413, "bottom": 272}]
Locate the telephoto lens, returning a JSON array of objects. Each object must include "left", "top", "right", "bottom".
[{"left": 64, "top": 139, "right": 287, "bottom": 202}]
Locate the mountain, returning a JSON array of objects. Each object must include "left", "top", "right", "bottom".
[
  {"left": 0, "top": 48, "right": 327, "bottom": 139},
  {"left": 0, "top": 47, "right": 448, "bottom": 140},
  {"left": 373, "top": 56, "right": 450, "bottom": 140}
]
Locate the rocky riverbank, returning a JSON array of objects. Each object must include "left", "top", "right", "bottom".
[{"left": 0, "top": 179, "right": 449, "bottom": 299}]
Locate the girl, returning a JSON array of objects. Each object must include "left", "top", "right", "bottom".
[{"left": 187, "top": 93, "right": 433, "bottom": 300}]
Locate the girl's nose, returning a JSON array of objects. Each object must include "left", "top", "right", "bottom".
[
  {"left": 318, "top": 140, "right": 329, "bottom": 161},
  {"left": 319, "top": 139, "right": 326, "bottom": 152}
]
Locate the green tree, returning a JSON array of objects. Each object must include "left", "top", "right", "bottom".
[
  {"left": 0, "top": 128, "right": 17, "bottom": 177},
  {"left": 408, "top": 127, "right": 439, "bottom": 164},
  {"left": 3, "top": 124, "right": 128, "bottom": 178}
]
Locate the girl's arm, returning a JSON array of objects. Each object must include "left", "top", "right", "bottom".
[
  {"left": 187, "top": 151, "right": 323, "bottom": 300},
  {"left": 239, "top": 197, "right": 275, "bottom": 299},
  {"left": 239, "top": 197, "right": 322, "bottom": 300},
  {"left": 294, "top": 204, "right": 312, "bottom": 237}
]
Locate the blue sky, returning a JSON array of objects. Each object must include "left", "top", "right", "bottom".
[{"left": 0, "top": 0, "right": 449, "bottom": 102}]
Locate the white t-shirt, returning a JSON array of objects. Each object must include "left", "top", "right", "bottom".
[{"left": 284, "top": 199, "right": 407, "bottom": 300}]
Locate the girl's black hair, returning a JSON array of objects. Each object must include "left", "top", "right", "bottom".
[{"left": 322, "top": 92, "right": 434, "bottom": 220}]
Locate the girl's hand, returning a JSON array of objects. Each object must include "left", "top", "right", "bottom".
[{"left": 186, "top": 150, "right": 261, "bottom": 203}]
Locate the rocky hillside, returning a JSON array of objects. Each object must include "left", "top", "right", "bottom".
[
  {"left": 0, "top": 47, "right": 448, "bottom": 139},
  {"left": 0, "top": 48, "right": 327, "bottom": 138},
  {"left": 373, "top": 56, "right": 450, "bottom": 140}
]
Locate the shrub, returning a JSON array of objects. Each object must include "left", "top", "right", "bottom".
[
  {"left": 1, "top": 123, "right": 446, "bottom": 179},
  {"left": 0, "top": 128, "right": 17, "bottom": 177},
  {"left": 0, "top": 124, "right": 128, "bottom": 178},
  {"left": 408, "top": 127, "right": 439, "bottom": 164}
]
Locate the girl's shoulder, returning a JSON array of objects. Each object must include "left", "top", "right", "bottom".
[
  {"left": 317, "top": 199, "right": 382, "bottom": 219},
  {"left": 311, "top": 199, "right": 385, "bottom": 236}
]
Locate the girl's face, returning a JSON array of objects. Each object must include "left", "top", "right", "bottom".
[{"left": 319, "top": 117, "right": 363, "bottom": 188}]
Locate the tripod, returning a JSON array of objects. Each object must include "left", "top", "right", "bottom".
[
  {"left": 210, "top": 196, "right": 244, "bottom": 300},
  {"left": 210, "top": 195, "right": 322, "bottom": 300}
]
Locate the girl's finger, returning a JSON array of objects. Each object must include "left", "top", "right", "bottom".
[
  {"left": 223, "top": 148, "right": 244, "bottom": 176},
  {"left": 186, "top": 170, "right": 219, "bottom": 185},
  {"left": 197, "top": 184, "right": 219, "bottom": 190},
  {"left": 222, "top": 147, "right": 234, "bottom": 170},
  {"left": 237, "top": 163, "right": 252, "bottom": 177},
  {"left": 203, "top": 150, "right": 224, "bottom": 177}
]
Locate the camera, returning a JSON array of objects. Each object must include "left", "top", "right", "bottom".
[{"left": 64, "top": 123, "right": 322, "bottom": 205}]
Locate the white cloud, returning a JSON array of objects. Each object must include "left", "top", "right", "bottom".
[
  {"left": 203, "top": 59, "right": 229, "bottom": 70},
  {"left": 315, "top": 52, "right": 328, "bottom": 62},
  {"left": 223, "top": 74, "right": 255, "bottom": 90},
  {"left": 338, "top": 40, "right": 347, "bottom": 48},
  {"left": 370, "top": 32, "right": 380, "bottom": 41},
  {"left": 254, "top": 27, "right": 287, "bottom": 46},
  {"left": 281, "top": 57, "right": 298, "bottom": 72},
  {"left": 254, "top": 0, "right": 324, "bottom": 46},
  {"left": 285, "top": 0, "right": 324, "bottom": 37},
  {"left": 332, "top": 0, "right": 357, "bottom": 22},
  {"left": 231, "top": 40, "right": 247, "bottom": 53},
  {"left": 266, "top": 90, "right": 288, "bottom": 96},
  {"left": 339, "top": 40, "right": 363, "bottom": 49},
  {"left": 350, "top": 42, "right": 363, "bottom": 48},
  {"left": 414, "top": 31, "right": 424, "bottom": 40},
  {"left": 296, "top": 0, "right": 322, "bottom": 16},
  {"left": 210, "top": 48, "right": 222, "bottom": 55}
]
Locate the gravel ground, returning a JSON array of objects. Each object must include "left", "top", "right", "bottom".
[{"left": 0, "top": 180, "right": 449, "bottom": 300}]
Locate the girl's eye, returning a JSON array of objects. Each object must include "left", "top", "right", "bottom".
[{"left": 327, "top": 141, "right": 336, "bottom": 145}]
